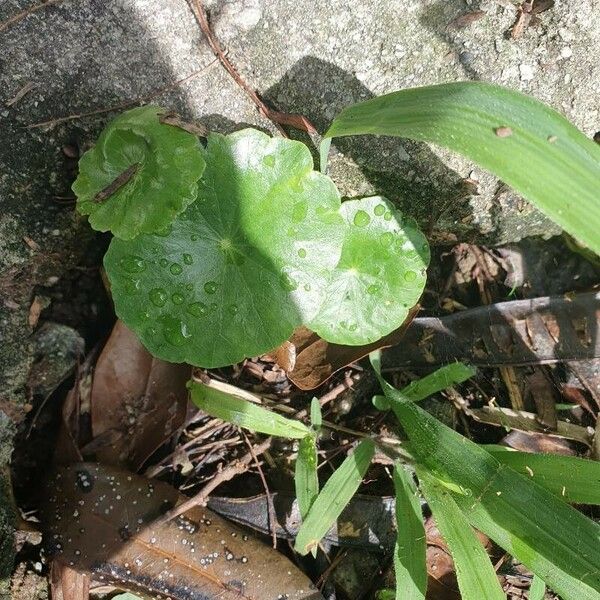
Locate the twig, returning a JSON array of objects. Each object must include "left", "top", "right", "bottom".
[
  {"left": 188, "top": 0, "right": 316, "bottom": 137},
  {"left": 150, "top": 436, "right": 273, "bottom": 528},
  {"left": 0, "top": 0, "right": 65, "bottom": 34},
  {"left": 26, "top": 60, "right": 218, "bottom": 129},
  {"left": 242, "top": 431, "right": 278, "bottom": 548}
]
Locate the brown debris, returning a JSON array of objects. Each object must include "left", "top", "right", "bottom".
[
  {"left": 88, "top": 320, "right": 190, "bottom": 470},
  {"left": 159, "top": 112, "right": 208, "bottom": 136},
  {"left": 280, "top": 305, "right": 419, "bottom": 390},
  {"left": 6, "top": 82, "right": 35, "bottom": 107},
  {"left": 446, "top": 10, "right": 486, "bottom": 30},
  {"left": 92, "top": 163, "right": 139, "bottom": 203},
  {"left": 28, "top": 294, "right": 49, "bottom": 329},
  {"left": 511, "top": 0, "right": 555, "bottom": 39},
  {"left": 495, "top": 126, "right": 513, "bottom": 138},
  {"left": 40, "top": 463, "right": 322, "bottom": 599}
]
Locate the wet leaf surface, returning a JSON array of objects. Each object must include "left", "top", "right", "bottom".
[
  {"left": 73, "top": 106, "right": 206, "bottom": 240},
  {"left": 40, "top": 463, "right": 323, "bottom": 600},
  {"left": 89, "top": 321, "right": 190, "bottom": 470}
]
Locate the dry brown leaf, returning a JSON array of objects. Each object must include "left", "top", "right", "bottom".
[
  {"left": 279, "top": 306, "right": 419, "bottom": 390},
  {"left": 50, "top": 562, "right": 90, "bottom": 600},
  {"left": 41, "top": 463, "right": 323, "bottom": 600},
  {"left": 89, "top": 321, "right": 190, "bottom": 470}
]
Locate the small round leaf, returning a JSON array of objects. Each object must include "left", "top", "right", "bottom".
[
  {"left": 308, "top": 196, "right": 429, "bottom": 345},
  {"left": 104, "top": 129, "right": 344, "bottom": 367},
  {"left": 73, "top": 106, "right": 205, "bottom": 240}
]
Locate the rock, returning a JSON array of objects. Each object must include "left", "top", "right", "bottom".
[{"left": 0, "top": 0, "right": 598, "bottom": 585}]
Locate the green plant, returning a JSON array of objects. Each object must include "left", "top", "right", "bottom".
[
  {"left": 78, "top": 112, "right": 428, "bottom": 367},
  {"left": 73, "top": 82, "right": 600, "bottom": 600},
  {"left": 190, "top": 362, "right": 600, "bottom": 600}
]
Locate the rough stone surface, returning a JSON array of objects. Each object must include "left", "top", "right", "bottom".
[{"left": 1, "top": 0, "right": 599, "bottom": 585}]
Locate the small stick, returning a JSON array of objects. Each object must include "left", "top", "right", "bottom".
[
  {"left": 242, "top": 431, "right": 278, "bottom": 548},
  {"left": 189, "top": 0, "right": 316, "bottom": 137},
  {"left": 26, "top": 60, "right": 218, "bottom": 129},
  {"left": 150, "top": 437, "right": 273, "bottom": 528},
  {"left": 93, "top": 163, "right": 139, "bottom": 203},
  {"left": 0, "top": 0, "right": 65, "bottom": 34}
]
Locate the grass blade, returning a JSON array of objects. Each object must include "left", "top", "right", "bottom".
[
  {"left": 294, "top": 439, "right": 375, "bottom": 555},
  {"left": 310, "top": 397, "right": 322, "bottom": 429},
  {"left": 295, "top": 435, "right": 319, "bottom": 520},
  {"left": 374, "top": 362, "right": 476, "bottom": 410},
  {"left": 392, "top": 465, "right": 427, "bottom": 600},
  {"left": 529, "top": 575, "right": 546, "bottom": 600},
  {"left": 189, "top": 380, "right": 311, "bottom": 439},
  {"left": 370, "top": 353, "right": 600, "bottom": 598},
  {"left": 486, "top": 445, "right": 600, "bottom": 505},
  {"left": 418, "top": 470, "right": 505, "bottom": 600},
  {"left": 325, "top": 82, "right": 600, "bottom": 254}
]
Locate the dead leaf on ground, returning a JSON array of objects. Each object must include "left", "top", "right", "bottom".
[
  {"left": 382, "top": 292, "right": 600, "bottom": 369},
  {"left": 276, "top": 306, "right": 419, "bottom": 390},
  {"left": 50, "top": 563, "right": 90, "bottom": 600},
  {"left": 89, "top": 321, "right": 190, "bottom": 470},
  {"left": 500, "top": 430, "right": 577, "bottom": 456},
  {"left": 40, "top": 463, "right": 323, "bottom": 600}
]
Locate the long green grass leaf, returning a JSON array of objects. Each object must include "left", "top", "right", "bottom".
[
  {"left": 529, "top": 575, "right": 546, "bottom": 600},
  {"left": 294, "top": 439, "right": 375, "bottom": 555},
  {"left": 392, "top": 465, "right": 427, "bottom": 600},
  {"left": 418, "top": 470, "right": 505, "bottom": 600},
  {"left": 486, "top": 445, "right": 600, "bottom": 505},
  {"left": 189, "top": 381, "right": 311, "bottom": 439},
  {"left": 295, "top": 435, "right": 319, "bottom": 520},
  {"left": 325, "top": 82, "right": 600, "bottom": 255},
  {"left": 374, "top": 362, "right": 476, "bottom": 410},
  {"left": 370, "top": 353, "right": 600, "bottom": 598}
]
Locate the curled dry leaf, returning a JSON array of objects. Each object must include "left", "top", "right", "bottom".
[
  {"left": 278, "top": 306, "right": 419, "bottom": 390},
  {"left": 382, "top": 292, "right": 600, "bottom": 369},
  {"left": 40, "top": 463, "right": 323, "bottom": 600},
  {"left": 90, "top": 321, "right": 190, "bottom": 470}
]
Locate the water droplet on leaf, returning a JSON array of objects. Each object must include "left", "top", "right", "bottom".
[
  {"left": 380, "top": 232, "right": 394, "bottom": 247},
  {"left": 161, "top": 317, "right": 191, "bottom": 347},
  {"left": 228, "top": 304, "right": 239, "bottom": 315},
  {"left": 171, "top": 292, "right": 184, "bottom": 305},
  {"left": 404, "top": 270, "right": 417, "bottom": 282},
  {"left": 170, "top": 263, "right": 183, "bottom": 275},
  {"left": 367, "top": 284, "right": 380, "bottom": 295},
  {"left": 374, "top": 204, "right": 386, "bottom": 216},
  {"left": 262, "top": 154, "right": 275, "bottom": 167},
  {"left": 204, "top": 281, "right": 218, "bottom": 294},
  {"left": 297, "top": 248, "right": 307, "bottom": 258},
  {"left": 149, "top": 288, "right": 167, "bottom": 307},
  {"left": 159, "top": 258, "right": 169, "bottom": 268},
  {"left": 183, "top": 253, "right": 193, "bottom": 265},
  {"left": 120, "top": 255, "right": 146, "bottom": 273},
  {"left": 292, "top": 200, "right": 308, "bottom": 222},
  {"left": 384, "top": 211, "right": 392, "bottom": 221},
  {"left": 353, "top": 210, "right": 371, "bottom": 227},
  {"left": 187, "top": 302, "right": 208, "bottom": 317}
]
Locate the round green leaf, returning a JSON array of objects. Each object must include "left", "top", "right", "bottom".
[
  {"left": 104, "top": 129, "right": 344, "bottom": 367},
  {"left": 308, "top": 196, "right": 429, "bottom": 345},
  {"left": 73, "top": 106, "right": 205, "bottom": 240}
]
